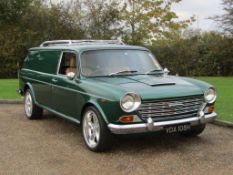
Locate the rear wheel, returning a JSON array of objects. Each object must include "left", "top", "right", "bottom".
[
  {"left": 24, "top": 89, "right": 43, "bottom": 119},
  {"left": 181, "top": 124, "right": 206, "bottom": 137},
  {"left": 82, "top": 106, "right": 112, "bottom": 152}
]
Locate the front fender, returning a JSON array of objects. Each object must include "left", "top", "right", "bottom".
[
  {"left": 182, "top": 77, "right": 213, "bottom": 92},
  {"left": 86, "top": 98, "right": 110, "bottom": 124},
  {"left": 85, "top": 95, "right": 129, "bottom": 125}
]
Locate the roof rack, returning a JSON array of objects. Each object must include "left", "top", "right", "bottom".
[{"left": 40, "top": 40, "right": 125, "bottom": 47}]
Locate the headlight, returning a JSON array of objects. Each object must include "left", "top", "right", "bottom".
[
  {"left": 120, "top": 93, "right": 141, "bottom": 112},
  {"left": 204, "top": 88, "right": 217, "bottom": 103}
]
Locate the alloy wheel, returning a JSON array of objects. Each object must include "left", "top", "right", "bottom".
[
  {"left": 83, "top": 110, "right": 100, "bottom": 148},
  {"left": 25, "top": 91, "right": 33, "bottom": 117}
]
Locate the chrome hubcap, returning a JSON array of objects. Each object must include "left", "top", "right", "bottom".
[
  {"left": 25, "top": 92, "right": 33, "bottom": 117},
  {"left": 83, "top": 110, "right": 100, "bottom": 148}
]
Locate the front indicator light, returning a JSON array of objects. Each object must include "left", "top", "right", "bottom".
[
  {"left": 204, "top": 105, "right": 215, "bottom": 114},
  {"left": 119, "top": 115, "right": 134, "bottom": 123},
  {"left": 208, "top": 106, "right": 214, "bottom": 113},
  {"left": 119, "top": 115, "right": 141, "bottom": 123}
]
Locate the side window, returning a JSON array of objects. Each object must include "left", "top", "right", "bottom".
[
  {"left": 24, "top": 50, "right": 61, "bottom": 74},
  {"left": 58, "top": 52, "right": 78, "bottom": 76},
  {"left": 23, "top": 51, "right": 40, "bottom": 70},
  {"left": 38, "top": 51, "right": 61, "bottom": 74}
]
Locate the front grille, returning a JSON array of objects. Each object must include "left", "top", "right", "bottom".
[{"left": 137, "top": 95, "right": 204, "bottom": 122}]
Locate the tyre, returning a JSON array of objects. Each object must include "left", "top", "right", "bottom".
[
  {"left": 181, "top": 124, "right": 206, "bottom": 137},
  {"left": 24, "top": 89, "right": 43, "bottom": 119},
  {"left": 82, "top": 106, "right": 112, "bottom": 152}
]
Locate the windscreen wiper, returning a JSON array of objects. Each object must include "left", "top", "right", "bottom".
[
  {"left": 146, "top": 69, "right": 164, "bottom": 75},
  {"left": 108, "top": 70, "right": 138, "bottom": 76}
]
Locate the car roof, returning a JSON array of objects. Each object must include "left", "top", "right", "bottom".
[{"left": 29, "top": 44, "right": 149, "bottom": 53}]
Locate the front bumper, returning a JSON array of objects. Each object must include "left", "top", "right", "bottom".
[{"left": 108, "top": 112, "right": 217, "bottom": 134}]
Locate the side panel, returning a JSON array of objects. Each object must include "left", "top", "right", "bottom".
[
  {"left": 51, "top": 76, "right": 81, "bottom": 118},
  {"left": 20, "top": 50, "right": 61, "bottom": 108},
  {"left": 33, "top": 72, "right": 53, "bottom": 107}
]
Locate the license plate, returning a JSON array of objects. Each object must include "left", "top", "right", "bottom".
[{"left": 165, "top": 124, "right": 191, "bottom": 134}]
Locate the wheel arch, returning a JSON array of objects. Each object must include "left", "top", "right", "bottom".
[
  {"left": 23, "top": 83, "right": 37, "bottom": 104},
  {"left": 80, "top": 101, "right": 109, "bottom": 125},
  {"left": 23, "top": 84, "right": 30, "bottom": 94}
]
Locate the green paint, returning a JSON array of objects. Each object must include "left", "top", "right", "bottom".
[{"left": 16, "top": 45, "right": 221, "bottom": 125}]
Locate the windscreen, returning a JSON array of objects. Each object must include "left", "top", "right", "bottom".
[{"left": 80, "top": 49, "right": 162, "bottom": 77}]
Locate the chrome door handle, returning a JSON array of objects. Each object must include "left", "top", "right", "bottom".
[{"left": 51, "top": 78, "right": 58, "bottom": 83}]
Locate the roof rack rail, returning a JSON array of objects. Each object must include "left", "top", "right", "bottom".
[{"left": 40, "top": 40, "right": 125, "bottom": 47}]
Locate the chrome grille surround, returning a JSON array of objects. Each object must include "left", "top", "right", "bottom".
[{"left": 137, "top": 95, "right": 204, "bottom": 122}]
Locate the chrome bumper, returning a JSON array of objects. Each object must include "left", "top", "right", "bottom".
[{"left": 108, "top": 112, "right": 217, "bottom": 134}]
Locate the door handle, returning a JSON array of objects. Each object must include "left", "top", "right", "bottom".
[{"left": 51, "top": 78, "right": 58, "bottom": 83}]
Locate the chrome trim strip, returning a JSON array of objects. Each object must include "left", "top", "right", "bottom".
[
  {"left": 139, "top": 109, "right": 200, "bottom": 117},
  {"left": 108, "top": 112, "right": 217, "bottom": 134}
]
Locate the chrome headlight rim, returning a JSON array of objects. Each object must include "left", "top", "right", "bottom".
[
  {"left": 120, "top": 92, "right": 141, "bottom": 112},
  {"left": 204, "top": 87, "right": 217, "bottom": 104}
]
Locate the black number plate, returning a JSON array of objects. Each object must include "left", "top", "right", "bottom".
[{"left": 165, "top": 124, "right": 191, "bottom": 134}]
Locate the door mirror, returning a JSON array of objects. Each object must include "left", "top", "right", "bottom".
[
  {"left": 67, "top": 72, "right": 75, "bottom": 80},
  {"left": 163, "top": 68, "right": 170, "bottom": 76}
]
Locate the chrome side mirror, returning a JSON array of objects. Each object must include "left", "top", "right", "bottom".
[
  {"left": 67, "top": 72, "right": 75, "bottom": 80},
  {"left": 164, "top": 68, "right": 170, "bottom": 76}
]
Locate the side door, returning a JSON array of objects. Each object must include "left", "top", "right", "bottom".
[{"left": 51, "top": 51, "right": 80, "bottom": 119}]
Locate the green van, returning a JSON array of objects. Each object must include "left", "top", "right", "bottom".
[{"left": 19, "top": 40, "right": 217, "bottom": 151}]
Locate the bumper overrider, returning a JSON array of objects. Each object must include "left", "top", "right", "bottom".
[{"left": 108, "top": 112, "right": 217, "bottom": 134}]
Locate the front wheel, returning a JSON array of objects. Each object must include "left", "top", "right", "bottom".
[
  {"left": 181, "top": 124, "right": 206, "bottom": 137},
  {"left": 82, "top": 106, "right": 112, "bottom": 152},
  {"left": 24, "top": 89, "right": 43, "bottom": 119}
]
